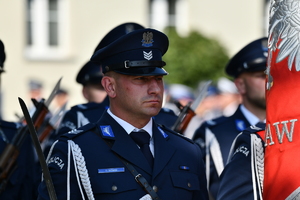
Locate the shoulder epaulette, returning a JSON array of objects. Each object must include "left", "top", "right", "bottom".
[
  {"left": 70, "top": 102, "right": 100, "bottom": 111},
  {"left": 158, "top": 124, "right": 194, "bottom": 144},
  {"left": 204, "top": 116, "right": 228, "bottom": 127},
  {"left": 70, "top": 104, "right": 87, "bottom": 111},
  {"left": 61, "top": 122, "right": 97, "bottom": 140},
  {"left": 243, "top": 122, "right": 266, "bottom": 134}
]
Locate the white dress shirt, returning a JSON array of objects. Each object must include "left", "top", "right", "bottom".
[{"left": 107, "top": 108, "right": 154, "bottom": 156}]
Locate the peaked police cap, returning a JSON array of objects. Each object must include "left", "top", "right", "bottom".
[
  {"left": 94, "top": 22, "right": 145, "bottom": 53},
  {"left": 76, "top": 61, "right": 103, "bottom": 85},
  {"left": 77, "top": 22, "right": 144, "bottom": 85},
  {"left": 90, "top": 28, "right": 169, "bottom": 76},
  {"left": 226, "top": 37, "right": 268, "bottom": 78}
]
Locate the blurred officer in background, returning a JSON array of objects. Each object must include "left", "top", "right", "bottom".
[
  {"left": 215, "top": 77, "right": 241, "bottom": 117},
  {"left": 0, "top": 39, "right": 38, "bottom": 199},
  {"left": 160, "top": 83, "right": 194, "bottom": 129},
  {"left": 218, "top": 1, "right": 300, "bottom": 199},
  {"left": 192, "top": 37, "right": 267, "bottom": 199},
  {"left": 38, "top": 28, "right": 208, "bottom": 200},
  {"left": 28, "top": 79, "right": 43, "bottom": 101},
  {"left": 77, "top": 61, "right": 107, "bottom": 103},
  {"left": 55, "top": 60, "right": 109, "bottom": 132},
  {"left": 26, "top": 79, "right": 44, "bottom": 117},
  {"left": 164, "top": 83, "right": 195, "bottom": 115}
]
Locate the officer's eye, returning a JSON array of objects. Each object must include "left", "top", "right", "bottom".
[
  {"left": 135, "top": 77, "right": 147, "bottom": 81},
  {"left": 155, "top": 76, "right": 163, "bottom": 81},
  {"left": 132, "top": 76, "right": 163, "bottom": 84},
  {"left": 254, "top": 74, "right": 266, "bottom": 79}
]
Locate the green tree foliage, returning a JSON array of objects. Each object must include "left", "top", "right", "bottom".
[{"left": 163, "top": 27, "right": 230, "bottom": 89}]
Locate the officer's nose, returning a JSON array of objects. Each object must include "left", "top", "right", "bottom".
[{"left": 148, "top": 78, "right": 162, "bottom": 94}]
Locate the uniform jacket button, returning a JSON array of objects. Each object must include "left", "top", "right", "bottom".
[
  {"left": 112, "top": 185, "right": 117, "bottom": 191},
  {"left": 188, "top": 182, "right": 191, "bottom": 188},
  {"left": 153, "top": 185, "right": 158, "bottom": 192}
]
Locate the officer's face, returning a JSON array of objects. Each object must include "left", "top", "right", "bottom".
[
  {"left": 103, "top": 72, "right": 164, "bottom": 126},
  {"left": 236, "top": 71, "right": 266, "bottom": 109}
]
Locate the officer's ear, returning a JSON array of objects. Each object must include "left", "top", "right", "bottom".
[
  {"left": 102, "top": 75, "right": 116, "bottom": 98},
  {"left": 82, "top": 86, "right": 90, "bottom": 101},
  {"left": 234, "top": 77, "right": 246, "bottom": 95}
]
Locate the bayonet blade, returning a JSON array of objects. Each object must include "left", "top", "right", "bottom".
[
  {"left": 44, "top": 77, "right": 62, "bottom": 107},
  {"left": 190, "top": 80, "right": 212, "bottom": 112},
  {"left": 48, "top": 102, "right": 67, "bottom": 129},
  {"left": 18, "top": 97, "right": 57, "bottom": 200}
]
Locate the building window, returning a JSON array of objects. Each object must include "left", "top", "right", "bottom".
[
  {"left": 149, "top": 0, "right": 189, "bottom": 36},
  {"left": 49, "top": 0, "right": 58, "bottom": 46},
  {"left": 25, "top": 0, "right": 69, "bottom": 60}
]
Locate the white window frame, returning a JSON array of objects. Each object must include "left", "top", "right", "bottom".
[
  {"left": 149, "top": 0, "right": 189, "bottom": 36},
  {"left": 25, "top": 0, "right": 70, "bottom": 61}
]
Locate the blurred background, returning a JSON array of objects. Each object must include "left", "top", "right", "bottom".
[{"left": 0, "top": 0, "right": 269, "bottom": 121}]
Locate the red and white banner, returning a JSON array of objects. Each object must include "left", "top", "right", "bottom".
[{"left": 263, "top": 0, "right": 300, "bottom": 199}]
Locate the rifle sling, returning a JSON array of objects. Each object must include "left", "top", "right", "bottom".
[{"left": 93, "top": 128, "right": 161, "bottom": 200}]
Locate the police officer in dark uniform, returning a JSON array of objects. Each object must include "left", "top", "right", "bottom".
[
  {"left": 38, "top": 28, "right": 208, "bottom": 200},
  {"left": 192, "top": 37, "right": 268, "bottom": 199},
  {"left": 55, "top": 22, "right": 178, "bottom": 140},
  {"left": 0, "top": 40, "right": 38, "bottom": 199}
]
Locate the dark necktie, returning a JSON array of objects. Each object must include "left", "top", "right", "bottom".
[{"left": 130, "top": 130, "right": 154, "bottom": 168}]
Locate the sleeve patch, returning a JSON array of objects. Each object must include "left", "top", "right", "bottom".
[
  {"left": 48, "top": 156, "right": 65, "bottom": 170},
  {"left": 233, "top": 145, "right": 249, "bottom": 157}
]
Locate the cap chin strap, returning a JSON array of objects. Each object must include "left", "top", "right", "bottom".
[{"left": 104, "top": 60, "right": 166, "bottom": 72}]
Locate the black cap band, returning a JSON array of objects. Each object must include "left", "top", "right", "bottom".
[
  {"left": 243, "top": 57, "right": 266, "bottom": 69},
  {"left": 105, "top": 60, "right": 166, "bottom": 72}
]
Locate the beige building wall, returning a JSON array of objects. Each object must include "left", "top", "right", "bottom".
[
  {"left": 190, "top": 0, "right": 267, "bottom": 56},
  {"left": 0, "top": 0, "right": 267, "bottom": 121}
]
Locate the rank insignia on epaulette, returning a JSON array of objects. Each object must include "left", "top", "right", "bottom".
[
  {"left": 250, "top": 125, "right": 262, "bottom": 131},
  {"left": 158, "top": 126, "right": 168, "bottom": 138},
  {"left": 235, "top": 119, "right": 246, "bottom": 131},
  {"left": 68, "top": 129, "right": 83, "bottom": 134},
  {"left": 100, "top": 125, "right": 115, "bottom": 138}
]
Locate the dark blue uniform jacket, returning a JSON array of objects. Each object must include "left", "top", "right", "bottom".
[
  {"left": 192, "top": 105, "right": 251, "bottom": 198},
  {"left": 0, "top": 120, "right": 38, "bottom": 200},
  {"left": 38, "top": 111, "right": 208, "bottom": 200}
]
